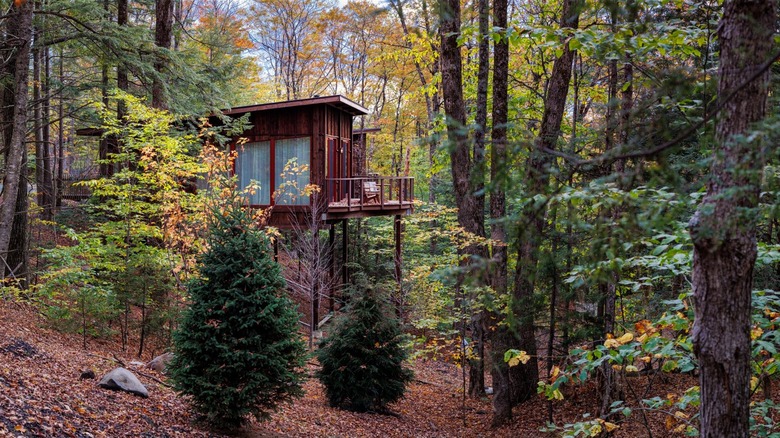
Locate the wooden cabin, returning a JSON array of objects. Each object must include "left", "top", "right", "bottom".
[
  {"left": 223, "top": 95, "right": 412, "bottom": 330},
  {"left": 221, "top": 95, "right": 413, "bottom": 228}
]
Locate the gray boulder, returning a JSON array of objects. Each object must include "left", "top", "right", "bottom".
[
  {"left": 98, "top": 367, "right": 148, "bottom": 398},
  {"left": 147, "top": 352, "right": 174, "bottom": 374}
]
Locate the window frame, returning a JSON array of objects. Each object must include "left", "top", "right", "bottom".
[{"left": 232, "top": 135, "right": 312, "bottom": 208}]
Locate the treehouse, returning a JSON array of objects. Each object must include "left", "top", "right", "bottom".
[
  {"left": 220, "top": 95, "right": 413, "bottom": 229},
  {"left": 221, "top": 95, "right": 413, "bottom": 331}
]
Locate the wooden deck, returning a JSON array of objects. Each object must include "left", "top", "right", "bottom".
[{"left": 324, "top": 176, "right": 414, "bottom": 219}]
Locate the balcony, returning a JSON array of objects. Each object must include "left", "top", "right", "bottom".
[{"left": 324, "top": 176, "right": 414, "bottom": 219}]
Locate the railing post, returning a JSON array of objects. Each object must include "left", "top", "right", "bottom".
[{"left": 380, "top": 177, "right": 385, "bottom": 207}]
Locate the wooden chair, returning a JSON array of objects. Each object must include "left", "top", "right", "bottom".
[{"left": 363, "top": 181, "right": 380, "bottom": 204}]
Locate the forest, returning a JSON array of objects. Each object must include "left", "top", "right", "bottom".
[{"left": 0, "top": 0, "right": 778, "bottom": 436}]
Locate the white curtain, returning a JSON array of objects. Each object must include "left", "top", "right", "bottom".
[
  {"left": 236, "top": 141, "right": 271, "bottom": 205},
  {"left": 274, "top": 137, "right": 310, "bottom": 205}
]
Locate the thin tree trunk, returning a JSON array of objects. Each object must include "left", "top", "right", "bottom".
[
  {"left": 33, "top": 43, "right": 43, "bottom": 211},
  {"left": 690, "top": 1, "right": 775, "bottom": 437},
  {"left": 547, "top": 202, "right": 560, "bottom": 424},
  {"left": 42, "top": 47, "right": 54, "bottom": 219},
  {"left": 498, "top": 0, "right": 580, "bottom": 424},
  {"left": 468, "top": 0, "right": 490, "bottom": 398},
  {"left": 599, "top": 9, "right": 621, "bottom": 416},
  {"left": 56, "top": 46, "right": 65, "bottom": 208}
]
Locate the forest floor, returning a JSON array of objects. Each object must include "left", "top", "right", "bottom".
[{"left": 0, "top": 298, "right": 707, "bottom": 437}]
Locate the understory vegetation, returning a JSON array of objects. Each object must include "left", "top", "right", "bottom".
[{"left": 0, "top": 0, "right": 778, "bottom": 436}]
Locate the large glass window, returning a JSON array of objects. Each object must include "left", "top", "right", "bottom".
[
  {"left": 274, "top": 137, "right": 310, "bottom": 205},
  {"left": 236, "top": 141, "right": 271, "bottom": 205},
  {"left": 235, "top": 137, "right": 310, "bottom": 206}
]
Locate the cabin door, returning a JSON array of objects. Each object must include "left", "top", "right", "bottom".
[
  {"left": 327, "top": 138, "right": 350, "bottom": 202},
  {"left": 327, "top": 138, "right": 341, "bottom": 202}
]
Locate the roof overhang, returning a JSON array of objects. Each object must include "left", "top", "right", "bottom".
[{"left": 221, "top": 95, "right": 369, "bottom": 117}]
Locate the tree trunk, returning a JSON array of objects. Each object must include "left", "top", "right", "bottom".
[
  {"left": 42, "top": 47, "right": 54, "bottom": 220},
  {"left": 33, "top": 44, "right": 43, "bottom": 212},
  {"left": 495, "top": 0, "right": 581, "bottom": 426},
  {"left": 689, "top": 1, "right": 775, "bottom": 437},
  {"left": 0, "top": 0, "right": 33, "bottom": 280},
  {"left": 467, "top": 0, "right": 490, "bottom": 398},
  {"left": 439, "top": 0, "right": 489, "bottom": 403},
  {"left": 117, "top": 0, "right": 128, "bottom": 117},
  {"left": 488, "top": 0, "right": 510, "bottom": 425},
  {"left": 599, "top": 10, "right": 622, "bottom": 416},
  {"left": 153, "top": 0, "right": 173, "bottom": 109}
]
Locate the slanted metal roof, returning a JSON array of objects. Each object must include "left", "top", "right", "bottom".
[{"left": 221, "top": 95, "right": 369, "bottom": 116}]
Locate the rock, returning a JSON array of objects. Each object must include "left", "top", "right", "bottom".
[
  {"left": 147, "top": 352, "right": 174, "bottom": 374},
  {"left": 98, "top": 367, "right": 148, "bottom": 398},
  {"left": 1, "top": 338, "right": 38, "bottom": 358},
  {"left": 80, "top": 369, "right": 96, "bottom": 380}
]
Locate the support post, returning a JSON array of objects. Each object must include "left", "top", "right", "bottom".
[
  {"left": 311, "top": 227, "right": 320, "bottom": 349},
  {"left": 329, "top": 225, "right": 335, "bottom": 313},
  {"left": 342, "top": 219, "right": 348, "bottom": 305},
  {"left": 394, "top": 214, "right": 402, "bottom": 316}
]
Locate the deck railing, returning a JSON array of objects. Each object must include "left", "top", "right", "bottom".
[{"left": 325, "top": 176, "right": 414, "bottom": 212}]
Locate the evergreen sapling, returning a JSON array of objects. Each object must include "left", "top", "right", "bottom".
[
  {"left": 169, "top": 200, "right": 306, "bottom": 430},
  {"left": 316, "top": 284, "right": 413, "bottom": 412}
]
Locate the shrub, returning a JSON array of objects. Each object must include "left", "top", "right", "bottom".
[{"left": 316, "top": 283, "right": 413, "bottom": 412}]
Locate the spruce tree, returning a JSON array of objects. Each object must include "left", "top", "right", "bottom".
[
  {"left": 316, "top": 283, "right": 413, "bottom": 412},
  {"left": 169, "top": 200, "right": 306, "bottom": 430}
]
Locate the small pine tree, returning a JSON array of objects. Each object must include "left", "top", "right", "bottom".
[
  {"left": 168, "top": 200, "right": 306, "bottom": 430},
  {"left": 316, "top": 283, "right": 413, "bottom": 412}
]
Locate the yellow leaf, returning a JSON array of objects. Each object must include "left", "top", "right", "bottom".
[
  {"left": 674, "top": 411, "right": 689, "bottom": 420},
  {"left": 552, "top": 389, "right": 564, "bottom": 400},
  {"left": 751, "top": 376, "right": 759, "bottom": 391},
  {"left": 551, "top": 365, "right": 561, "bottom": 380},
  {"left": 604, "top": 338, "right": 620, "bottom": 349},
  {"left": 603, "top": 421, "right": 619, "bottom": 432},
  {"left": 673, "top": 424, "right": 687, "bottom": 433},
  {"left": 617, "top": 332, "right": 634, "bottom": 345},
  {"left": 626, "top": 365, "right": 639, "bottom": 373},
  {"left": 752, "top": 327, "right": 764, "bottom": 340},
  {"left": 611, "top": 364, "right": 623, "bottom": 371},
  {"left": 588, "top": 423, "right": 602, "bottom": 436},
  {"left": 665, "top": 415, "right": 675, "bottom": 430},
  {"left": 508, "top": 351, "right": 530, "bottom": 367}
]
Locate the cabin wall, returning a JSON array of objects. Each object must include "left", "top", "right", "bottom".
[{"left": 244, "top": 107, "right": 313, "bottom": 140}]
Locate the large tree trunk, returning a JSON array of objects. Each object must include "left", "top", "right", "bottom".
[
  {"left": 0, "top": 0, "right": 34, "bottom": 281},
  {"left": 689, "top": 1, "right": 775, "bottom": 437},
  {"left": 117, "top": 0, "right": 128, "bottom": 117},
  {"left": 439, "top": 0, "right": 489, "bottom": 402},
  {"left": 153, "top": 0, "right": 173, "bottom": 109}
]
